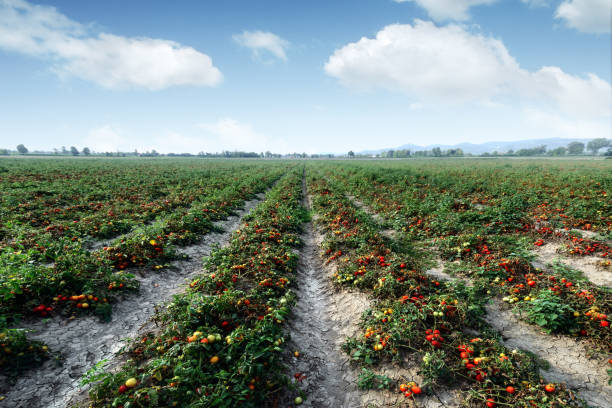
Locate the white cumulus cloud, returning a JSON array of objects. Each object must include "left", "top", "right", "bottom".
[
  {"left": 324, "top": 21, "right": 611, "bottom": 120},
  {"left": 392, "top": 0, "right": 498, "bottom": 21},
  {"left": 555, "top": 0, "right": 612, "bottom": 34},
  {"left": 0, "top": 0, "right": 222, "bottom": 89},
  {"left": 325, "top": 22, "right": 520, "bottom": 102},
  {"left": 526, "top": 67, "right": 611, "bottom": 118},
  {"left": 233, "top": 30, "right": 289, "bottom": 61}
]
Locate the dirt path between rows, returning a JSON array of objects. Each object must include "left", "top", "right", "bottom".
[
  {"left": 344, "top": 198, "right": 611, "bottom": 407},
  {"left": 0, "top": 195, "right": 264, "bottom": 408},
  {"left": 424, "top": 256, "right": 611, "bottom": 407},
  {"left": 278, "top": 192, "right": 456, "bottom": 408},
  {"left": 485, "top": 299, "right": 612, "bottom": 408},
  {"left": 280, "top": 180, "right": 371, "bottom": 407},
  {"left": 532, "top": 242, "right": 612, "bottom": 288},
  {"left": 430, "top": 256, "right": 612, "bottom": 407},
  {"left": 423, "top": 258, "right": 472, "bottom": 288},
  {"left": 86, "top": 220, "right": 153, "bottom": 252}
]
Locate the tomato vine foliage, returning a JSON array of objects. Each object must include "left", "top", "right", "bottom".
[
  {"left": 308, "top": 166, "right": 591, "bottom": 408},
  {"left": 0, "top": 158, "right": 287, "bottom": 376},
  {"left": 324, "top": 160, "right": 611, "bottom": 349},
  {"left": 88, "top": 169, "right": 308, "bottom": 407}
]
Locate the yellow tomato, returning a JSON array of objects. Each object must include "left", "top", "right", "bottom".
[{"left": 125, "top": 378, "right": 138, "bottom": 388}]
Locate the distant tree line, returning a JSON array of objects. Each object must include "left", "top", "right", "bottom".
[
  {"left": 2, "top": 138, "right": 610, "bottom": 158},
  {"left": 371, "top": 138, "right": 611, "bottom": 158},
  {"left": 479, "top": 138, "right": 611, "bottom": 157},
  {"left": 368, "top": 147, "right": 465, "bottom": 158},
  {"left": 0, "top": 145, "right": 330, "bottom": 159}
]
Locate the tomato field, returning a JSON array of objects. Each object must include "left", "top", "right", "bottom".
[{"left": 0, "top": 157, "right": 610, "bottom": 408}]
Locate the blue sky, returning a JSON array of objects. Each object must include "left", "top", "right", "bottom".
[{"left": 0, "top": 0, "right": 610, "bottom": 154}]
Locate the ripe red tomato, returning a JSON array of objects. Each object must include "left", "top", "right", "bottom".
[
  {"left": 486, "top": 398, "right": 496, "bottom": 407},
  {"left": 506, "top": 386, "right": 515, "bottom": 394}
]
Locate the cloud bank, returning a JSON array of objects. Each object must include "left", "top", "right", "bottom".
[
  {"left": 555, "top": 0, "right": 611, "bottom": 34},
  {"left": 325, "top": 21, "right": 610, "bottom": 120},
  {"left": 0, "top": 0, "right": 223, "bottom": 89}
]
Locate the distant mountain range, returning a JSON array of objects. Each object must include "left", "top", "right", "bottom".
[{"left": 359, "top": 138, "right": 594, "bottom": 155}]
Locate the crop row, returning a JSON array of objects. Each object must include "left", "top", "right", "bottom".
[
  {"left": 0, "top": 160, "right": 256, "bottom": 242},
  {"left": 0, "top": 168, "right": 283, "bottom": 321},
  {"left": 307, "top": 172, "right": 584, "bottom": 407},
  {"left": 0, "top": 160, "right": 289, "bottom": 378},
  {"left": 86, "top": 169, "right": 308, "bottom": 407},
  {"left": 321, "top": 162, "right": 611, "bottom": 350}
]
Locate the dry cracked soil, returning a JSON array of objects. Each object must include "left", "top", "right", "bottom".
[
  {"left": 345, "top": 198, "right": 612, "bottom": 408},
  {"left": 279, "top": 183, "right": 371, "bottom": 407},
  {"left": 425, "top": 256, "right": 611, "bottom": 408},
  {"left": 485, "top": 299, "right": 612, "bottom": 408},
  {"left": 0, "top": 195, "right": 264, "bottom": 408},
  {"left": 277, "top": 190, "right": 457, "bottom": 407},
  {"left": 4, "top": 190, "right": 611, "bottom": 408},
  {"left": 532, "top": 242, "right": 612, "bottom": 288}
]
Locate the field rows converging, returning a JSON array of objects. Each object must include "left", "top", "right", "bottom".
[
  {"left": 0, "top": 158, "right": 610, "bottom": 408},
  {"left": 2, "top": 194, "right": 266, "bottom": 407},
  {"left": 81, "top": 169, "right": 309, "bottom": 407},
  {"left": 319, "top": 162, "right": 610, "bottom": 407},
  {"left": 0, "top": 160, "right": 291, "bottom": 406},
  {"left": 344, "top": 194, "right": 611, "bottom": 407},
  {"left": 280, "top": 176, "right": 369, "bottom": 407},
  {"left": 2, "top": 0, "right": 611, "bottom": 405}
]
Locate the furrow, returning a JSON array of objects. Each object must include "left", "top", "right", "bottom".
[
  {"left": 281, "top": 179, "right": 370, "bottom": 407},
  {"left": 344, "top": 193, "right": 610, "bottom": 407},
  {"left": 0, "top": 195, "right": 264, "bottom": 408},
  {"left": 485, "top": 299, "right": 612, "bottom": 408}
]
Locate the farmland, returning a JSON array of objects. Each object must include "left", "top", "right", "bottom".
[{"left": 0, "top": 157, "right": 610, "bottom": 408}]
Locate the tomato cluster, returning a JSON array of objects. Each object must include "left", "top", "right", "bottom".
[
  {"left": 0, "top": 159, "right": 288, "bottom": 378},
  {"left": 327, "top": 162, "right": 611, "bottom": 351},
  {"left": 88, "top": 169, "right": 308, "bottom": 407},
  {"left": 309, "top": 170, "right": 585, "bottom": 407}
]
